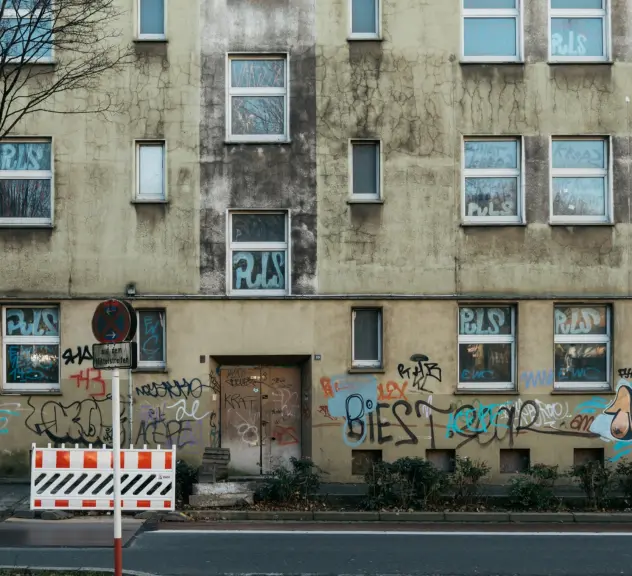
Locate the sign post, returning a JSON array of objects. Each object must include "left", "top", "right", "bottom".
[{"left": 91, "top": 299, "right": 137, "bottom": 576}]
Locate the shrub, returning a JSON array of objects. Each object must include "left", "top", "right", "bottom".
[
  {"left": 449, "top": 456, "right": 490, "bottom": 507},
  {"left": 569, "top": 460, "right": 614, "bottom": 510},
  {"left": 508, "top": 464, "right": 560, "bottom": 511},
  {"left": 258, "top": 457, "right": 323, "bottom": 504},
  {"left": 175, "top": 459, "right": 199, "bottom": 506},
  {"left": 616, "top": 460, "right": 632, "bottom": 504},
  {"left": 363, "top": 457, "right": 448, "bottom": 510}
]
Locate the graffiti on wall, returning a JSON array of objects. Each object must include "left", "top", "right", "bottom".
[
  {"left": 397, "top": 354, "right": 442, "bottom": 392},
  {"left": 62, "top": 346, "right": 93, "bottom": 366}
]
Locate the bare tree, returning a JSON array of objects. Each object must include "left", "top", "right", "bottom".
[{"left": 0, "top": 0, "right": 133, "bottom": 138}]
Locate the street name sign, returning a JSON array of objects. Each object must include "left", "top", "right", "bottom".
[{"left": 92, "top": 342, "right": 138, "bottom": 370}]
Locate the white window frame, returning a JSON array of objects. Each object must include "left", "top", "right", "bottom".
[
  {"left": 226, "top": 53, "right": 290, "bottom": 144},
  {"left": 553, "top": 304, "right": 611, "bottom": 391},
  {"left": 227, "top": 210, "right": 290, "bottom": 297},
  {"left": 549, "top": 136, "right": 612, "bottom": 225},
  {"left": 135, "top": 309, "right": 167, "bottom": 370},
  {"left": 1, "top": 3, "right": 54, "bottom": 64},
  {"left": 457, "top": 305, "right": 516, "bottom": 391},
  {"left": 462, "top": 136, "right": 524, "bottom": 225},
  {"left": 548, "top": 0, "right": 610, "bottom": 63},
  {"left": 349, "top": 139, "right": 382, "bottom": 201},
  {"left": 137, "top": 0, "right": 166, "bottom": 41},
  {"left": 352, "top": 308, "right": 383, "bottom": 369},
  {"left": 0, "top": 138, "right": 53, "bottom": 227},
  {"left": 135, "top": 140, "right": 166, "bottom": 202},
  {"left": 461, "top": 0, "right": 523, "bottom": 63},
  {"left": 348, "top": 0, "right": 381, "bottom": 41},
  {"left": 2, "top": 305, "right": 60, "bottom": 393}
]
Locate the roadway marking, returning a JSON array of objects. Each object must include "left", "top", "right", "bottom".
[{"left": 155, "top": 529, "right": 632, "bottom": 536}]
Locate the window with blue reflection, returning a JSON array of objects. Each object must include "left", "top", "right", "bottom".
[
  {"left": 465, "top": 0, "right": 516, "bottom": 7},
  {"left": 352, "top": 0, "right": 378, "bottom": 35},
  {"left": 464, "top": 18, "right": 516, "bottom": 56},
  {"left": 0, "top": 17, "right": 52, "bottom": 61},
  {"left": 140, "top": 0, "right": 165, "bottom": 36},
  {"left": 551, "top": 18, "right": 604, "bottom": 57},
  {"left": 551, "top": 0, "right": 603, "bottom": 8}
]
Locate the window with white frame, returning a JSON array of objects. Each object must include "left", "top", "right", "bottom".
[
  {"left": 229, "top": 212, "right": 288, "bottom": 295},
  {"left": 0, "top": 139, "right": 52, "bottom": 225},
  {"left": 136, "top": 309, "right": 166, "bottom": 369},
  {"left": 458, "top": 306, "right": 515, "bottom": 390},
  {"left": 349, "top": 0, "right": 380, "bottom": 39},
  {"left": 136, "top": 141, "right": 165, "bottom": 201},
  {"left": 549, "top": 0, "right": 609, "bottom": 61},
  {"left": 352, "top": 308, "right": 382, "bottom": 368},
  {"left": 551, "top": 137, "right": 610, "bottom": 223},
  {"left": 463, "top": 138, "right": 522, "bottom": 224},
  {"left": 227, "top": 55, "right": 289, "bottom": 142},
  {"left": 554, "top": 305, "right": 610, "bottom": 390},
  {"left": 351, "top": 140, "right": 380, "bottom": 200},
  {"left": 0, "top": 0, "right": 53, "bottom": 63},
  {"left": 3, "top": 306, "right": 59, "bottom": 392},
  {"left": 462, "top": 0, "right": 521, "bottom": 62},
  {"left": 138, "top": 0, "right": 165, "bottom": 39}
]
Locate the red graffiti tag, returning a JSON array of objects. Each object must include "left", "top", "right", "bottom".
[
  {"left": 71, "top": 368, "right": 106, "bottom": 398},
  {"left": 273, "top": 425, "right": 299, "bottom": 446},
  {"left": 377, "top": 381, "right": 408, "bottom": 401}
]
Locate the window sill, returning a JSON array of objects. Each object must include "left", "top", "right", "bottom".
[
  {"left": 225, "top": 139, "right": 292, "bottom": 145},
  {"left": 460, "top": 59, "right": 524, "bottom": 65},
  {"left": 548, "top": 59, "right": 612, "bottom": 65},
  {"left": 454, "top": 389, "right": 518, "bottom": 395},
  {"left": 133, "top": 366, "right": 168, "bottom": 374},
  {"left": 347, "top": 198, "right": 384, "bottom": 205},
  {"left": 551, "top": 388, "right": 613, "bottom": 395},
  {"left": 461, "top": 221, "right": 526, "bottom": 227},
  {"left": 134, "top": 37, "right": 168, "bottom": 43},
  {"left": 549, "top": 220, "right": 614, "bottom": 227},
  {"left": 0, "top": 223, "right": 54, "bottom": 229},
  {"left": 348, "top": 367, "right": 385, "bottom": 374},
  {"left": 1, "top": 389, "right": 61, "bottom": 395},
  {"left": 131, "top": 199, "right": 169, "bottom": 205},
  {"left": 347, "top": 36, "right": 383, "bottom": 42}
]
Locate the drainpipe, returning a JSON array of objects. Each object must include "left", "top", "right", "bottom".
[{"left": 128, "top": 368, "right": 133, "bottom": 446}]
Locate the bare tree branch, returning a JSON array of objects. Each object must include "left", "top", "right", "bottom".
[{"left": 0, "top": 0, "right": 134, "bottom": 138}]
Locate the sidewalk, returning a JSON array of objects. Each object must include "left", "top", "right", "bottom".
[{"left": 0, "top": 482, "right": 29, "bottom": 521}]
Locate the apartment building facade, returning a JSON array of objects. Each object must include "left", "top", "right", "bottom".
[{"left": 0, "top": 0, "right": 631, "bottom": 483}]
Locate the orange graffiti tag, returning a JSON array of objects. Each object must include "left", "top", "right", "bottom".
[
  {"left": 71, "top": 368, "right": 106, "bottom": 398},
  {"left": 377, "top": 381, "right": 408, "bottom": 401},
  {"left": 320, "top": 377, "right": 334, "bottom": 399},
  {"left": 318, "top": 405, "right": 338, "bottom": 420},
  {"left": 273, "top": 425, "right": 299, "bottom": 446}
]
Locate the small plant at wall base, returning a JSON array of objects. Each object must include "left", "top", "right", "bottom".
[
  {"left": 258, "top": 457, "right": 323, "bottom": 505},
  {"left": 175, "top": 459, "right": 199, "bottom": 506},
  {"left": 570, "top": 460, "right": 614, "bottom": 510},
  {"left": 449, "top": 456, "right": 490, "bottom": 508},
  {"left": 508, "top": 464, "right": 561, "bottom": 511},
  {"left": 615, "top": 460, "right": 632, "bottom": 506}
]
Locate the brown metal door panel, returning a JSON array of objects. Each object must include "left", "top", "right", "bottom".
[
  {"left": 262, "top": 366, "right": 301, "bottom": 473},
  {"left": 220, "top": 366, "right": 262, "bottom": 475}
]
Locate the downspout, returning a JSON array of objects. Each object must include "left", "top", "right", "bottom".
[{"left": 128, "top": 368, "right": 133, "bottom": 447}]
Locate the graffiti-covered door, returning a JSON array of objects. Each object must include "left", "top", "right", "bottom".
[
  {"left": 220, "top": 366, "right": 262, "bottom": 475},
  {"left": 261, "top": 367, "right": 301, "bottom": 473}
]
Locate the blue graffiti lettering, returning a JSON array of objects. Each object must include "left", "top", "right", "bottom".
[{"left": 461, "top": 369, "right": 494, "bottom": 381}]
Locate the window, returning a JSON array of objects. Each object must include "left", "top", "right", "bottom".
[
  {"left": 352, "top": 308, "right": 382, "bottom": 368},
  {"left": 227, "top": 55, "right": 289, "bottom": 143},
  {"left": 349, "top": 0, "right": 380, "bottom": 39},
  {"left": 3, "top": 306, "right": 59, "bottom": 392},
  {"left": 138, "top": 0, "right": 165, "bottom": 39},
  {"left": 229, "top": 212, "right": 289, "bottom": 295},
  {"left": 136, "top": 310, "right": 166, "bottom": 369},
  {"left": 0, "top": 0, "right": 53, "bottom": 63},
  {"left": 554, "top": 305, "right": 610, "bottom": 390},
  {"left": 350, "top": 140, "right": 380, "bottom": 200},
  {"left": 458, "top": 306, "right": 515, "bottom": 390},
  {"left": 0, "top": 140, "right": 52, "bottom": 226},
  {"left": 550, "top": 137, "right": 611, "bottom": 224},
  {"left": 462, "top": 0, "right": 521, "bottom": 62},
  {"left": 136, "top": 141, "right": 165, "bottom": 201},
  {"left": 549, "top": 0, "right": 609, "bottom": 62},
  {"left": 463, "top": 138, "right": 522, "bottom": 224}
]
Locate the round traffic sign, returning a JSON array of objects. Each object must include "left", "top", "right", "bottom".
[{"left": 92, "top": 299, "right": 137, "bottom": 344}]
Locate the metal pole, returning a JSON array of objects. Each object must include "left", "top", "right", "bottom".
[{"left": 112, "top": 367, "right": 123, "bottom": 576}]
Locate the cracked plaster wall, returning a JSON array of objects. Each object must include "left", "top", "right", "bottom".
[
  {"left": 317, "top": 0, "right": 632, "bottom": 296},
  {"left": 0, "top": 0, "right": 200, "bottom": 297},
  {"left": 199, "top": 0, "right": 317, "bottom": 295}
]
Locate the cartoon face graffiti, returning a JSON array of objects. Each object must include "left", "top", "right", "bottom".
[{"left": 604, "top": 384, "right": 632, "bottom": 441}]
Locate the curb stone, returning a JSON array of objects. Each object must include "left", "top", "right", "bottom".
[
  {"left": 379, "top": 512, "right": 444, "bottom": 522},
  {"left": 247, "top": 511, "right": 315, "bottom": 521},
  {"left": 574, "top": 512, "right": 632, "bottom": 523},
  {"left": 510, "top": 512, "right": 575, "bottom": 523},
  {"left": 313, "top": 511, "right": 380, "bottom": 521},
  {"left": 445, "top": 512, "right": 510, "bottom": 522}
]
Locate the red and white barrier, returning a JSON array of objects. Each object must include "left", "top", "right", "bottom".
[{"left": 30, "top": 443, "right": 176, "bottom": 511}]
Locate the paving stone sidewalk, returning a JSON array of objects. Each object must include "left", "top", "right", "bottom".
[{"left": 0, "top": 482, "right": 29, "bottom": 521}]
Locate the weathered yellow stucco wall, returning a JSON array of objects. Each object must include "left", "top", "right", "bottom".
[
  {"left": 316, "top": 0, "right": 632, "bottom": 296},
  {"left": 0, "top": 0, "right": 200, "bottom": 298},
  {"left": 0, "top": 300, "right": 628, "bottom": 483}
]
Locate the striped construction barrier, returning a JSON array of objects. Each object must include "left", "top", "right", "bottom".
[{"left": 30, "top": 443, "right": 176, "bottom": 511}]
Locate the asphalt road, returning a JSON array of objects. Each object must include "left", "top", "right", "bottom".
[{"left": 0, "top": 523, "right": 632, "bottom": 576}]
